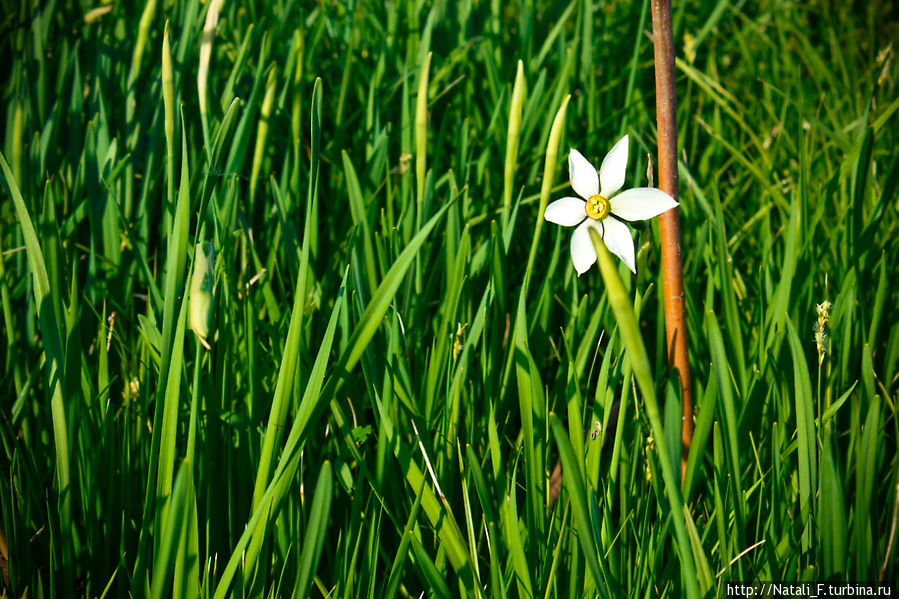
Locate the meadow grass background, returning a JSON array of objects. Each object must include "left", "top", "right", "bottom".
[{"left": 1, "top": 0, "right": 898, "bottom": 597}]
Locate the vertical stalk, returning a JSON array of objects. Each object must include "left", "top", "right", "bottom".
[
  {"left": 125, "top": 0, "right": 158, "bottom": 222},
  {"left": 162, "top": 22, "right": 175, "bottom": 222},
  {"left": 414, "top": 52, "right": 431, "bottom": 294},
  {"left": 650, "top": 0, "right": 693, "bottom": 481}
]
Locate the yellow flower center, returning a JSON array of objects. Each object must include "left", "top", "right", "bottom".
[{"left": 585, "top": 194, "right": 610, "bottom": 220}]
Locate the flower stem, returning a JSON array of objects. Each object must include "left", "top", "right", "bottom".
[{"left": 650, "top": 0, "right": 693, "bottom": 484}]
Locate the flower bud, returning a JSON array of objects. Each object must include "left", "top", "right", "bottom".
[{"left": 190, "top": 241, "right": 215, "bottom": 348}]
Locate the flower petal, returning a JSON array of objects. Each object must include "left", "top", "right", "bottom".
[
  {"left": 599, "top": 216, "right": 636, "bottom": 273},
  {"left": 609, "top": 187, "right": 678, "bottom": 221},
  {"left": 599, "top": 135, "right": 629, "bottom": 197},
  {"left": 544, "top": 197, "right": 587, "bottom": 227},
  {"left": 570, "top": 220, "right": 598, "bottom": 275},
  {"left": 569, "top": 149, "right": 599, "bottom": 199}
]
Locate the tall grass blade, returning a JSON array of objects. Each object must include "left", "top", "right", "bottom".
[{"left": 589, "top": 229, "right": 699, "bottom": 599}]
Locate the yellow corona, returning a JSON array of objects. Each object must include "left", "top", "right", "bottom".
[{"left": 585, "top": 194, "right": 610, "bottom": 220}]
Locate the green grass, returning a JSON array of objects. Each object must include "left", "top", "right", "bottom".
[{"left": 1, "top": 0, "right": 898, "bottom": 597}]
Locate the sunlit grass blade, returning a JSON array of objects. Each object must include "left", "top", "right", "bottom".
[
  {"left": 589, "top": 229, "right": 699, "bottom": 599},
  {"left": 372, "top": 389, "right": 479, "bottom": 594},
  {"left": 214, "top": 268, "right": 348, "bottom": 598},
  {"left": 134, "top": 107, "right": 193, "bottom": 591},
  {"left": 250, "top": 176, "right": 313, "bottom": 510},
  {"left": 292, "top": 462, "right": 333, "bottom": 598},
  {"left": 149, "top": 462, "right": 189, "bottom": 599},
  {"left": 152, "top": 282, "right": 190, "bottom": 562},
  {"left": 512, "top": 290, "right": 545, "bottom": 543},
  {"left": 1, "top": 151, "right": 73, "bottom": 591}
]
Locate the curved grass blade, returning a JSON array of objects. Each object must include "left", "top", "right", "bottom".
[
  {"left": 214, "top": 268, "right": 347, "bottom": 598},
  {"left": 1, "top": 151, "right": 73, "bottom": 588},
  {"left": 215, "top": 187, "right": 455, "bottom": 592},
  {"left": 589, "top": 229, "right": 699, "bottom": 599}
]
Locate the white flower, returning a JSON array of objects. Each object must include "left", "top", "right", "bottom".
[{"left": 544, "top": 135, "right": 678, "bottom": 275}]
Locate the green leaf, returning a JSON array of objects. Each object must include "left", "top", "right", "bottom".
[{"left": 293, "top": 462, "right": 334, "bottom": 598}]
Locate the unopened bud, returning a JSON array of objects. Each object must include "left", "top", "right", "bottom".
[{"left": 190, "top": 241, "right": 215, "bottom": 348}]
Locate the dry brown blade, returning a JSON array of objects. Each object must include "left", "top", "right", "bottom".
[{"left": 651, "top": 0, "right": 694, "bottom": 483}]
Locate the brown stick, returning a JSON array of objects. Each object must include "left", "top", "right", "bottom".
[{"left": 650, "top": 0, "right": 693, "bottom": 484}]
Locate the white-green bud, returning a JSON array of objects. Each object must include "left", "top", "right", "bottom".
[{"left": 190, "top": 241, "right": 215, "bottom": 348}]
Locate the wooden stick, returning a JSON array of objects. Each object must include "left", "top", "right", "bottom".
[{"left": 650, "top": 0, "right": 694, "bottom": 483}]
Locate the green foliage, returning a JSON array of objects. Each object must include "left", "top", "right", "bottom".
[{"left": 1, "top": 1, "right": 898, "bottom": 597}]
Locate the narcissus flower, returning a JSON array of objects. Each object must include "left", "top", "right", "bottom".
[{"left": 544, "top": 135, "right": 678, "bottom": 275}]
